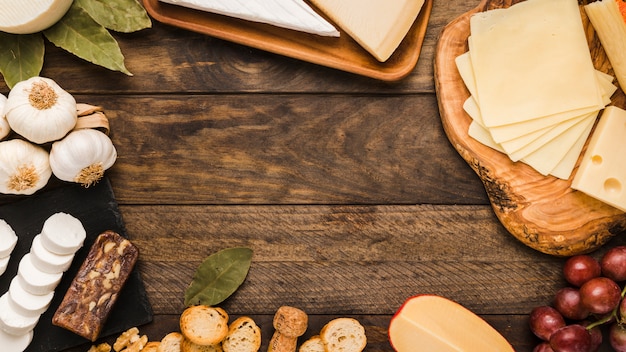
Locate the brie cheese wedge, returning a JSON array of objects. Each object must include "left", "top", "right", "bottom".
[
  {"left": 0, "top": 0, "right": 73, "bottom": 34},
  {"left": 159, "top": 0, "right": 340, "bottom": 37}
]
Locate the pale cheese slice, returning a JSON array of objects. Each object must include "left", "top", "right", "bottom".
[
  {"left": 550, "top": 118, "right": 595, "bottom": 180},
  {"left": 468, "top": 121, "right": 505, "bottom": 153},
  {"left": 158, "top": 0, "right": 340, "bottom": 37},
  {"left": 469, "top": 0, "right": 604, "bottom": 127},
  {"left": 0, "top": 0, "right": 72, "bottom": 34},
  {"left": 308, "top": 0, "right": 425, "bottom": 61}
]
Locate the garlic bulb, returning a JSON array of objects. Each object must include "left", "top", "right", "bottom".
[
  {"left": 0, "top": 94, "right": 10, "bottom": 140},
  {"left": 49, "top": 129, "right": 117, "bottom": 187},
  {"left": 0, "top": 139, "right": 52, "bottom": 195},
  {"left": 5, "top": 76, "right": 77, "bottom": 144}
]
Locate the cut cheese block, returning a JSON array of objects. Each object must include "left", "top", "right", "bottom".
[
  {"left": 17, "top": 253, "right": 62, "bottom": 295},
  {"left": 0, "top": 219, "right": 17, "bottom": 258},
  {"left": 0, "top": 327, "right": 33, "bottom": 352},
  {"left": 0, "top": 294, "right": 39, "bottom": 336},
  {"left": 158, "top": 0, "right": 339, "bottom": 37},
  {"left": 389, "top": 295, "right": 513, "bottom": 352},
  {"left": 309, "top": 0, "right": 426, "bottom": 62},
  {"left": 8, "top": 277, "right": 54, "bottom": 317},
  {"left": 572, "top": 106, "right": 626, "bottom": 211},
  {"left": 0, "top": 0, "right": 73, "bottom": 34},
  {"left": 40, "top": 212, "right": 86, "bottom": 256}
]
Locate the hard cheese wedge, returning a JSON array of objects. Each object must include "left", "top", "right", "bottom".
[
  {"left": 0, "top": 0, "right": 72, "bottom": 34},
  {"left": 309, "top": 0, "right": 426, "bottom": 62},
  {"left": 572, "top": 106, "right": 626, "bottom": 211},
  {"left": 388, "top": 295, "right": 514, "bottom": 352},
  {"left": 158, "top": 0, "right": 339, "bottom": 37}
]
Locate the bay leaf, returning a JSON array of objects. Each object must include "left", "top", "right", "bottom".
[
  {"left": 184, "top": 247, "right": 253, "bottom": 307},
  {"left": 75, "top": 0, "right": 152, "bottom": 33},
  {"left": 0, "top": 33, "right": 44, "bottom": 89},
  {"left": 43, "top": 3, "right": 132, "bottom": 75}
]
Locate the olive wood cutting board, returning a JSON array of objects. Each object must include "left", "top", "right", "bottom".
[
  {"left": 0, "top": 178, "right": 152, "bottom": 351},
  {"left": 434, "top": 0, "right": 626, "bottom": 257}
]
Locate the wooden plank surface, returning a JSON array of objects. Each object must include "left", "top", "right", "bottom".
[{"left": 0, "top": 1, "right": 622, "bottom": 351}]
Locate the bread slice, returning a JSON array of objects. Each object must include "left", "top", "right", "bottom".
[
  {"left": 221, "top": 316, "right": 261, "bottom": 352},
  {"left": 180, "top": 306, "right": 229, "bottom": 346},
  {"left": 299, "top": 335, "right": 325, "bottom": 352},
  {"left": 320, "top": 318, "right": 366, "bottom": 352},
  {"left": 158, "top": 332, "right": 184, "bottom": 352},
  {"left": 181, "top": 338, "right": 223, "bottom": 352}
]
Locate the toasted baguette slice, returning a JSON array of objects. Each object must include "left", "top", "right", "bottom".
[
  {"left": 142, "top": 341, "right": 161, "bottom": 352},
  {"left": 181, "top": 338, "right": 223, "bottom": 352},
  {"left": 158, "top": 332, "right": 184, "bottom": 352},
  {"left": 320, "top": 318, "right": 366, "bottom": 352},
  {"left": 222, "top": 316, "right": 262, "bottom": 352},
  {"left": 180, "top": 306, "right": 229, "bottom": 346},
  {"left": 299, "top": 335, "right": 325, "bottom": 352}
]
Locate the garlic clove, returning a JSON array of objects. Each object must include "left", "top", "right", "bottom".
[
  {"left": 5, "top": 77, "right": 77, "bottom": 144},
  {"left": 0, "top": 139, "right": 51, "bottom": 195},
  {"left": 0, "top": 94, "right": 10, "bottom": 140},
  {"left": 49, "top": 129, "right": 117, "bottom": 187}
]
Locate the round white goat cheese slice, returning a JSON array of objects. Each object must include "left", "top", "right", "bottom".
[
  {"left": 0, "top": 256, "right": 9, "bottom": 276},
  {"left": 0, "top": 0, "right": 73, "bottom": 34},
  {"left": 40, "top": 212, "right": 86, "bottom": 255},
  {"left": 0, "top": 293, "right": 39, "bottom": 336},
  {"left": 8, "top": 277, "right": 53, "bottom": 317},
  {"left": 17, "top": 253, "right": 62, "bottom": 295},
  {"left": 0, "top": 219, "right": 18, "bottom": 258},
  {"left": 30, "top": 234, "right": 74, "bottom": 274},
  {"left": 0, "top": 326, "right": 33, "bottom": 352}
]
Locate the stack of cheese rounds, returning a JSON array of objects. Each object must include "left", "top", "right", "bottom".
[
  {"left": 0, "top": 220, "right": 18, "bottom": 276},
  {"left": 0, "top": 212, "right": 85, "bottom": 352},
  {"left": 456, "top": 0, "right": 616, "bottom": 180}
]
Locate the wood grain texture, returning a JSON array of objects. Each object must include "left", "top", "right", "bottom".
[{"left": 434, "top": 0, "right": 626, "bottom": 256}]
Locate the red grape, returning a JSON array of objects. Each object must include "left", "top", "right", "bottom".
[
  {"left": 553, "top": 287, "right": 589, "bottom": 320},
  {"left": 563, "top": 255, "right": 601, "bottom": 287},
  {"left": 602, "top": 246, "right": 626, "bottom": 282},
  {"left": 581, "top": 321, "right": 602, "bottom": 352},
  {"left": 530, "top": 306, "right": 566, "bottom": 341},
  {"left": 533, "top": 342, "right": 555, "bottom": 352},
  {"left": 579, "top": 277, "right": 621, "bottom": 315},
  {"left": 610, "top": 323, "right": 626, "bottom": 352},
  {"left": 549, "top": 324, "right": 591, "bottom": 352}
]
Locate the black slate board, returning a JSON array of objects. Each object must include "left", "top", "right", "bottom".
[{"left": 0, "top": 178, "right": 153, "bottom": 352}]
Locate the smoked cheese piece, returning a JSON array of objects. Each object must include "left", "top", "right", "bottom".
[{"left": 52, "top": 230, "right": 139, "bottom": 341}]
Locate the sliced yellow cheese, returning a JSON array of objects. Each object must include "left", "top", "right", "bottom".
[
  {"left": 469, "top": 0, "right": 604, "bottom": 127},
  {"left": 309, "top": 0, "right": 425, "bottom": 62},
  {"left": 550, "top": 118, "right": 595, "bottom": 180},
  {"left": 572, "top": 106, "right": 626, "bottom": 211},
  {"left": 0, "top": 0, "right": 73, "bottom": 34},
  {"left": 389, "top": 295, "right": 514, "bottom": 352}
]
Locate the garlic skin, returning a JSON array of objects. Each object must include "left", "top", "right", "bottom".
[
  {"left": 5, "top": 76, "right": 77, "bottom": 144},
  {"left": 0, "top": 139, "right": 52, "bottom": 195},
  {"left": 0, "top": 94, "right": 10, "bottom": 140},
  {"left": 49, "top": 129, "right": 117, "bottom": 187}
]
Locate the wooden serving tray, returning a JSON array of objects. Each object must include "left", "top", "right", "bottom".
[
  {"left": 434, "top": 0, "right": 626, "bottom": 257},
  {"left": 142, "top": 0, "right": 432, "bottom": 81}
]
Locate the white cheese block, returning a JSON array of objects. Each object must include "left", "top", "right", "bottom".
[
  {"left": 159, "top": 0, "right": 339, "bottom": 37},
  {"left": 40, "top": 212, "right": 86, "bottom": 256},
  {"left": 0, "top": 294, "right": 39, "bottom": 336},
  {"left": 572, "top": 106, "right": 626, "bottom": 211},
  {"left": 7, "top": 277, "right": 53, "bottom": 317},
  {"left": 309, "top": 0, "right": 425, "bottom": 62},
  {"left": 30, "top": 234, "right": 74, "bottom": 274},
  {"left": 469, "top": 0, "right": 604, "bottom": 127},
  {"left": 0, "top": 327, "right": 33, "bottom": 352},
  {"left": 0, "top": 0, "right": 73, "bottom": 34},
  {"left": 0, "top": 219, "right": 18, "bottom": 258},
  {"left": 17, "top": 253, "right": 62, "bottom": 295}
]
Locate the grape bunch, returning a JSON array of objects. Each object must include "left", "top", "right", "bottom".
[{"left": 529, "top": 246, "right": 626, "bottom": 351}]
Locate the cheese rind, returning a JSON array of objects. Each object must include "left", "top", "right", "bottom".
[
  {"left": 309, "top": 0, "right": 425, "bottom": 62},
  {"left": 0, "top": 0, "right": 73, "bottom": 34},
  {"left": 158, "top": 0, "right": 339, "bottom": 37},
  {"left": 572, "top": 106, "right": 626, "bottom": 211}
]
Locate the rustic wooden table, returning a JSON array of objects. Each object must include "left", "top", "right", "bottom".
[{"left": 2, "top": 1, "right": 625, "bottom": 352}]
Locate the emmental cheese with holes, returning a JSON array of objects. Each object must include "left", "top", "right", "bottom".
[{"left": 308, "top": 0, "right": 426, "bottom": 62}]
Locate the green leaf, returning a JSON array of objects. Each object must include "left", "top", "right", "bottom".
[
  {"left": 0, "top": 32, "right": 44, "bottom": 89},
  {"left": 184, "top": 247, "right": 253, "bottom": 307},
  {"left": 43, "top": 3, "right": 132, "bottom": 75},
  {"left": 75, "top": 0, "right": 151, "bottom": 33}
]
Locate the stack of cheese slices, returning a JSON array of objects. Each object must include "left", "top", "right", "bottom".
[
  {"left": 456, "top": 0, "right": 616, "bottom": 180},
  {"left": 0, "top": 220, "right": 18, "bottom": 277},
  {"left": 0, "top": 212, "right": 85, "bottom": 352}
]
